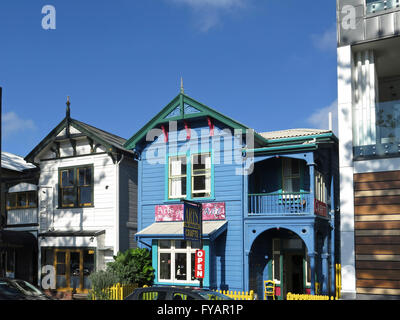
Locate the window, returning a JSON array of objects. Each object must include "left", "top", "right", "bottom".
[
  {"left": 315, "top": 170, "right": 327, "bottom": 203},
  {"left": 59, "top": 166, "right": 93, "bottom": 208},
  {"left": 158, "top": 240, "right": 201, "bottom": 284},
  {"left": 167, "top": 152, "right": 212, "bottom": 200},
  {"left": 191, "top": 153, "right": 211, "bottom": 198},
  {"left": 168, "top": 156, "right": 187, "bottom": 199},
  {"left": 282, "top": 158, "right": 300, "bottom": 193},
  {"left": 7, "top": 191, "right": 37, "bottom": 210}
]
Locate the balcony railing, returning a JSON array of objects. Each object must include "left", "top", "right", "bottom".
[
  {"left": 366, "top": 0, "right": 400, "bottom": 14},
  {"left": 248, "top": 192, "right": 311, "bottom": 215}
]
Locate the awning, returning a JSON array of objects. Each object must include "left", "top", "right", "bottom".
[{"left": 135, "top": 220, "right": 227, "bottom": 241}]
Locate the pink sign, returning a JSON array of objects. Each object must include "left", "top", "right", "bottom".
[
  {"left": 314, "top": 199, "right": 328, "bottom": 217},
  {"left": 155, "top": 202, "right": 225, "bottom": 222}
]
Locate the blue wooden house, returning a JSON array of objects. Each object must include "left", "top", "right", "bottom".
[{"left": 124, "top": 92, "right": 339, "bottom": 300}]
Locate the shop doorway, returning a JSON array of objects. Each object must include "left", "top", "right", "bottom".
[
  {"left": 283, "top": 253, "right": 304, "bottom": 295},
  {"left": 42, "top": 248, "right": 95, "bottom": 293}
]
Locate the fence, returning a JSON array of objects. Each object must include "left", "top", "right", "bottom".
[
  {"left": 91, "top": 283, "right": 137, "bottom": 300},
  {"left": 216, "top": 290, "right": 255, "bottom": 300},
  {"left": 286, "top": 293, "right": 337, "bottom": 300},
  {"left": 335, "top": 264, "right": 341, "bottom": 300}
]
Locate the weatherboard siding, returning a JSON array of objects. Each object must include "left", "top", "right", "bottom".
[
  {"left": 138, "top": 122, "right": 246, "bottom": 291},
  {"left": 38, "top": 150, "right": 118, "bottom": 250}
]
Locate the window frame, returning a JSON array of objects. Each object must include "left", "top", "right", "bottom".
[
  {"left": 157, "top": 240, "right": 200, "bottom": 285},
  {"left": 282, "top": 158, "right": 301, "bottom": 194},
  {"left": 58, "top": 165, "right": 94, "bottom": 208},
  {"left": 168, "top": 155, "right": 187, "bottom": 200},
  {"left": 166, "top": 151, "right": 214, "bottom": 201},
  {"left": 191, "top": 152, "right": 212, "bottom": 199},
  {"left": 6, "top": 191, "right": 38, "bottom": 210}
]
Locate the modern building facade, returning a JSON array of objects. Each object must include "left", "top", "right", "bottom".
[
  {"left": 128, "top": 92, "right": 339, "bottom": 299},
  {"left": 337, "top": 0, "right": 400, "bottom": 299}
]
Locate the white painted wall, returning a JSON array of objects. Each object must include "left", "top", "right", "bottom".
[{"left": 337, "top": 44, "right": 357, "bottom": 299}]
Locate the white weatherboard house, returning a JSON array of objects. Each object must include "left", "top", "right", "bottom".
[{"left": 24, "top": 101, "right": 137, "bottom": 294}]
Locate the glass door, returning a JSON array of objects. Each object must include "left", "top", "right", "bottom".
[
  {"left": 70, "top": 251, "right": 81, "bottom": 291},
  {"left": 52, "top": 248, "right": 94, "bottom": 293},
  {"left": 55, "top": 250, "right": 67, "bottom": 290}
]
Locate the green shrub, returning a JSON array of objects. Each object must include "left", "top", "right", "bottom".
[
  {"left": 107, "top": 248, "right": 154, "bottom": 287},
  {"left": 88, "top": 269, "right": 119, "bottom": 300}
]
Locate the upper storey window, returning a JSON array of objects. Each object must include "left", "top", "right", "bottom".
[
  {"left": 366, "top": 0, "right": 400, "bottom": 14},
  {"left": 59, "top": 165, "right": 93, "bottom": 208}
]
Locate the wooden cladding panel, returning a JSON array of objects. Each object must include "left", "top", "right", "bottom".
[
  {"left": 354, "top": 171, "right": 400, "bottom": 297},
  {"left": 355, "top": 181, "right": 400, "bottom": 191},
  {"left": 356, "top": 280, "right": 400, "bottom": 289},
  {"left": 355, "top": 221, "right": 400, "bottom": 230},
  {"left": 357, "top": 261, "right": 400, "bottom": 270},
  {"left": 354, "top": 196, "right": 400, "bottom": 205},
  {"left": 355, "top": 236, "right": 400, "bottom": 245},
  {"left": 355, "top": 205, "right": 400, "bottom": 215},
  {"left": 354, "top": 171, "right": 400, "bottom": 183},
  {"left": 356, "top": 269, "right": 400, "bottom": 280},
  {"left": 355, "top": 244, "right": 400, "bottom": 255}
]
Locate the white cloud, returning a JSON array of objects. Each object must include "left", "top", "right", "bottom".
[
  {"left": 2, "top": 111, "right": 37, "bottom": 138},
  {"left": 307, "top": 100, "right": 338, "bottom": 135},
  {"left": 166, "top": 0, "right": 246, "bottom": 32},
  {"left": 312, "top": 24, "right": 337, "bottom": 52}
]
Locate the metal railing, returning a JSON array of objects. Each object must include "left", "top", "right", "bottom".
[{"left": 248, "top": 192, "right": 311, "bottom": 215}]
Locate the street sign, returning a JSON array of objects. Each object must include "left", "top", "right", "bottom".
[
  {"left": 183, "top": 201, "right": 202, "bottom": 243},
  {"left": 195, "top": 250, "right": 205, "bottom": 279}
]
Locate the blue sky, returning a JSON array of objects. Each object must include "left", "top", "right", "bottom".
[{"left": 0, "top": 0, "right": 338, "bottom": 157}]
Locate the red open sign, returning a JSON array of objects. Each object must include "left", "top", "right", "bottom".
[{"left": 195, "top": 250, "right": 205, "bottom": 279}]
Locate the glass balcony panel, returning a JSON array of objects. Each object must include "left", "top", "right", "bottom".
[
  {"left": 353, "top": 99, "right": 400, "bottom": 158},
  {"left": 366, "top": 0, "right": 400, "bottom": 14}
]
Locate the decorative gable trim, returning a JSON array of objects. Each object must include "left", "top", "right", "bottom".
[{"left": 123, "top": 93, "right": 268, "bottom": 150}]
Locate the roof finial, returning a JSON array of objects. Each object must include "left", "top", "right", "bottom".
[
  {"left": 180, "top": 77, "right": 184, "bottom": 94},
  {"left": 66, "top": 96, "right": 71, "bottom": 119}
]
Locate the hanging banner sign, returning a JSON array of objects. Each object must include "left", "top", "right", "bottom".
[
  {"left": 195, "top": 250, "right": 205, "bottom": 279},
  {"left": 183, "top": 202, "right": 202, "bottom": 243},
  {"left": 155, "top": 202, "right": 225, "bottom": 222}
]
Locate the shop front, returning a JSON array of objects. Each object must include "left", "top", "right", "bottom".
[
  {"left": 136, "top": 203, "right": 227, "bottom": 288},
  {"left": 38, "top": 230, "right": 108, "bottom": 294}
]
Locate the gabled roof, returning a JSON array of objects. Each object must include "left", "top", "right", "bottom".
[
  {"left": 123, "top": 92, "right": 268, "bottom": 150},
  {"left": 25, "top": 115, "right": 133, "bottom": 163}
]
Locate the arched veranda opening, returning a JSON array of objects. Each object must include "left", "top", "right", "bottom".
[{"left": 249, "top": 228, "right": 311, "bottom": 300}]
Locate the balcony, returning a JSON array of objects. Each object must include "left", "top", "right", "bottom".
[
  {"left": 353, "top": 99, "right": 400, "bottom": 159},
  {"left": 248, "top": 192, "right": 312, "bottom": 216},
  {"left": 366, "top": 0, "right": 400, "bottom": 14},
  {"left": 6, "top": 208, "right": 38, "bottom": 226}
]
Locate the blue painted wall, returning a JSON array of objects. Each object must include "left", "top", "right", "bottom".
[{"left": 136, "top": 118, "right": 246, "bottom": 291}]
